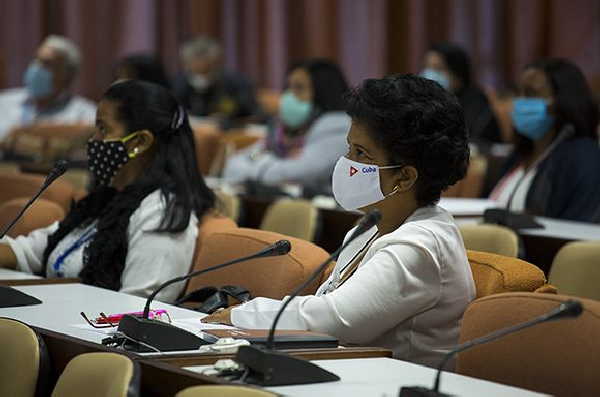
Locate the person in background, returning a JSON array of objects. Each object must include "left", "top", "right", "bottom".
[
  {"left": 115, "top": 53, "right": 170, "bottom": 89},
  {"left": 0, "top": 80, "right": 218, "bottom": 302},
  {"left": 204, "top": 74, "right": 475, "bottom": 369},
  {"left": 421, "top": 42, "right": 502, "bottom": 149},
  {"left": 222, "top": 58, "right": 351, "bottom": 196},
  {"left": 172, "top": 36, "right": 258, "bottom": 128},
  {"left": 0, "top": 35, "right": 96, "bottom": 141},
  {"left": 489, "top": 58, "right": 600, "bottom": 222}
]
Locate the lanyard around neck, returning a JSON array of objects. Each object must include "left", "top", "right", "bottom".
[{"left": 51, "top": 227, "right": 97, "bottom": 277}]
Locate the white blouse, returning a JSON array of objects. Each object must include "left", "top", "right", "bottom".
[
  {"left": 489, "top": 165, "right": 538, "bottom": 212},
  {"left": 231, "top": 205, "right": 476, "bottom": 368},
  {"left": 1, "top": 190, "right": 198, "bottom": 303}
]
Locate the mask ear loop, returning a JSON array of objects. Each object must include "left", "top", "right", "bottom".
[{"left": 379, "top": 164, "right": 404, "bottom": 198}]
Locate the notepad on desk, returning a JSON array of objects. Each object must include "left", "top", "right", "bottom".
[{"left": 203, "top": 329, "right": 339, "bottom": 349}]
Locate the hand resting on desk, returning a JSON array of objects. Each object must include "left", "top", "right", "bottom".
[{"left": 201, "top": 307, "right": 234, "bottom": 325}]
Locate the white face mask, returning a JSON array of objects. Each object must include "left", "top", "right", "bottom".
[{"left": 332, "top": 156, "right": 403, "bottom": 211}]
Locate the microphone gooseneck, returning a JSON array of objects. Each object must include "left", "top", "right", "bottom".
[
  {"left": 141, "top": 239, "right": 291, "bottom": 319},
  {"left": 431, "top": 299, "right": 583, "bottom": 393},
  {"left": 0, "top": 160, "right": 69, "bottom": 239}
]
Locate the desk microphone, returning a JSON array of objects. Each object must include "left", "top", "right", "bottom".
[
  {"left": 116, "top": 239, "right": 291, "bottom": 352},
  {"left": 0, "top": 160, "right": 69, "bottom": 308},
  {"left": 0, "top": 159, "right": 69, "bottom": 239},
  {"left": 235, "top": 209, "right": 382, "bottom": 386},
  {"left": 400, "top": 299, "right": 583, "bottom": 397}
]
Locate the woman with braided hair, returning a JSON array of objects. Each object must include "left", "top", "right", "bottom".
[{"left": 0, "top": 80, "right": 217, "bottom": 302}]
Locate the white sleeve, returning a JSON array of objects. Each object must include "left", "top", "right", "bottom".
[
  {"left": 257, "top": 133, "right": 347, "bottom": 186},
  {"left": 222, "top": 142, "right": 266, "bottom": 184},
  {"left": 1, "top": 222, "right": 59, "bottom": 274},
  {"left": 119, "top": 197, "right": 198, "bottom": 303},
  {"left": 231, "top": 243, "right": 441, "bottom": 343}
]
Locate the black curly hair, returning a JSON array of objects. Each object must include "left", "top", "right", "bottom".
[
  {"left": 345, "top": 74, "right": 470, "bottom": 206},
  {"left": 42, "top": 80, "right": 215, "bottom": 290}
]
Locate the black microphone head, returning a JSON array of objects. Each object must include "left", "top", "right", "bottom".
[
  {"left": 559, "top": 300, "right": 583, "bottom": 318},
  {"left": 46, "top": 160, "right": 69, "bottom": 183},
  {"left": 272, "top": 239, "right": 292, "bottom": 256}
]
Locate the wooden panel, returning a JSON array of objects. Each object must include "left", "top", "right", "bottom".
[
  {"left": 0, "top": 278, "right": 80, "bottom": 286},
  {"left": 149, "top": 346, "right": 393, "bottom": 367}
]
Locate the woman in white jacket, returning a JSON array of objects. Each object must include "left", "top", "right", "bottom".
[
  {"left": 0, "top": 80, "right": 217, "bottom": 302},
  {"left": 204, "top": 74, "right": 476, "bottom": 368}
]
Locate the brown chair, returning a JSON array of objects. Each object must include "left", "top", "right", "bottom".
[
  {"left": 0, "top": 171, "right": 76, "bottom": 211},
  {"left": 0, "top": 197, "right": 65, "bottom": 237},
  {"left": 443, "top": 155, "right": 488, "bottom": 198},
  {"left": 456, "top": 292, "right": 600, "bottom": 397},
  {"left": 257, "top": 88, "right": 281, "bottom": 116},
  {"left": 459, "top": 224, "right": 519, "bottom": 257},
  {"left": 5, "top": 124, "right": 95, "bottom": 162},
  {"left": 186, "top": 228, "right": 331, "bottom": 299},
  {"left": 467, "top": 250, "right": 554, "bottom": 298},
  {"left": 51, "top": 352, "right": 140, "bottom": 397},
  {"left": 0, "top": 318, "right": 50, "bottom": 397},
  {"left": 548, "top": 241, "right": 600, "bottom": 300},
  {"left": 176, "top": 385, "right": 278, "bottom": 397},
  {"left": 215, "top": 190, "right": 242, "bottom": 223},
  {"left": 192, "top": 125, "right": 226, "bottom": 175},
  {"left": 260, "top": 199, "right": 320, "bottom": 242}
]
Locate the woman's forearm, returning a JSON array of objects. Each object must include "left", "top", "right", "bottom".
[{"left": 0, "top": 244, "right": 18, "bottom": 269}]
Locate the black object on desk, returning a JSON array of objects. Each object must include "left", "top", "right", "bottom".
[
  {"left": 483, "top": 208, "right": 544, "bottom": 230},
  {"left": 0, "top": 286, "right": 42, "bottom": 307}
]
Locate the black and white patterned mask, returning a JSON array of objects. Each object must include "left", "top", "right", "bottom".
[{"left": 86, "top": 132, "right": 138, "bottom": 187}]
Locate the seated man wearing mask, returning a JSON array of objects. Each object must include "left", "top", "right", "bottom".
[
  {"left": 172, "top": 36, "right": 258, "bottom": 129},
  {"left": 0, "top": 35, "right": 96, "bottom": 141}
]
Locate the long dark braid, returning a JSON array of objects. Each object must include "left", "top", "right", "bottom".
[{"left": 42, "top": 80, "right": 215, "bottom": 290}]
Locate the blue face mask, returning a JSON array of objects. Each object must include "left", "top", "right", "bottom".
[
  {"left": 420, "top": 68, "right": 450, "bottom": 90},
  {"left": 23, "top": 62, "right": 53, "bottom": 99},
  {"left": 511, "top": 97, "right": 555, "bottom": 141},
  {"left": 279, "top": 91, "right": 313, "bottom": 129}
]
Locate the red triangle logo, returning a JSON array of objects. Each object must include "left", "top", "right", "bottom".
[{"left": 349, "top": 166, "right": 358, "bottom": 177}]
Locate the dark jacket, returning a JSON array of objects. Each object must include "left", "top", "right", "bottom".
[
  {"left": 496, "top": 137, "right": 600, "bottom": 223},
  {"left": 458, "top": 86, "right": 501, "bottom": 146},
  {"left": 172, "top": 70, "right": 258, "bottom": 128}
]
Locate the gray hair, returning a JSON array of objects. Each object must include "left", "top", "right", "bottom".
[
  {"left": 41, "top": 35, "right": 81, "bottom": 76},
  {"left": 180, "top": 36, "right": 221, "bottom": 62}
]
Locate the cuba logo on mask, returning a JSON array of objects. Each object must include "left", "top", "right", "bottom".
[{"left": 362, "top": 166, "right": 377, "bottom": 174}]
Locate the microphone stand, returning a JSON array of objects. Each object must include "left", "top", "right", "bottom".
[
  {"left": 399, "top": 300, "right": 583, "bottom": 397},
  {"left": 116, "top": 240, "right": 291, "bottom": 352},
  {"left": 235, "top": 210, "right": 382, "bottom": 386},
  {"left": 0, "top": 160, "right": 68, "bottom": 308}
]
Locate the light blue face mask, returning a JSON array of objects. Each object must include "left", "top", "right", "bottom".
[
  {"left": 511, "top": 97, "right": 555, "bottom": 141},
  {"left": 23, "top": 61, "right": 53, "bottom": 99},
  {"left": 420, "top": 68, "right": 450, "bottom": 90},
  {"left": 279, "top": 91, "right": 313, "bottom": 129}
]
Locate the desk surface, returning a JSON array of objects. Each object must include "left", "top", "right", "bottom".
[
  {"left": 183, "top": 357, "right": 547, "bottom": 397},
  {"left": 1, "top": 284, "right": 550, "bottom": 397},
  {"left": 263, "top": 358, "right": 548, "bottom": 397},
  {"left": 0, "top": 283, "right": 205, "bottom": 344},
  {"left": 0, "top": 267, "right": 41, "bottom": 280}
]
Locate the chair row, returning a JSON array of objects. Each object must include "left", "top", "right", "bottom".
[
  {"left": 0, "top": 317, "right": 276, "bottom": 397},
  {"left": 0, "top": 185, "right": 600, "bottom": 299}
]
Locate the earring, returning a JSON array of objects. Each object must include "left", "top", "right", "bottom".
[{"left": 129, "top": 147, "right": 140, "bottom": 158}]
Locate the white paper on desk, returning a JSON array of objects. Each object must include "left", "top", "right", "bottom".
[{"left": 171, "top": 317, "right": 236, "bottom": 333}]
